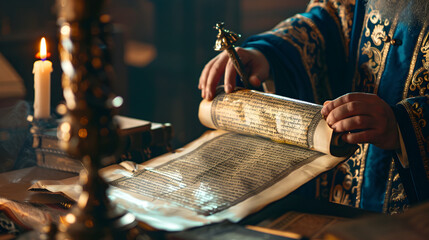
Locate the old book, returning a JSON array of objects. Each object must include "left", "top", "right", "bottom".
[
  {"left": 32, "top": 115, "right": 151, "bottom": 150},
  {"left": 118, "top": 122, "right": 173, "bottom": 163},
  {"left": 33, "top": 116, "right": 172, "bottom": 172},
  {"left": 31, "top": 90, "right": 357, "bottom": 231},
  {"left": 115, "top": 115, "right": 151, "bottom": 136},
  {"left": 35, "top": 148, "right": 84, "bottom": 173},
  {"left": 32, "top": 128, "right": 58, "bottom": 150}
]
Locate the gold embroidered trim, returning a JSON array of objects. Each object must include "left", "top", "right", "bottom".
[
  {"left": 403, "top": 24, "right": 429, "bottom": 98},
  {"left": 298, "top": 15, "right": 326, "bottom": 49},
  {"left": 327, "top": 143, "right": 368, "bottom": 207},
  {"left": 403, "top": 24, "right": 428, "bottom": 99},
  {"left": 307, "top": 0, "right": 356, "bottom": 57},
  {"left": 307, "top": 1, "right": 346, "bottom": 54},
  {"left": 373, "top": 15, "right": 399, "bottom": 94},
  {"left": 383, "top": 160, "right": 408, "bottom": 214},
  {"left": 329, "top": 163, "right": 353, "bottom": 206},
  {"left": 383, "top": 158, "right": 396, "bottom": 213},
  {"left": 355, "top": 4, "right": 399, "bottom": 93},
  {"left": 269, "top": 15, "right": 326, "bottom": 49},
  {"left": 411, "top": 102, "right": 428, "bottom": 128},
  {"left": 299, "top": 15, "right": 332, "bottom": 100},
  {"left": 356, "top": 143, "right": 369, "bottom": 207},
  {"left": 354, "top": 6, "right": 388, "bottom": 92},
  {"left": 402, "top": 100, "right": 429, "bottom": 179},
  {"left": 268, "top": 14, "right": 328, "bottom": 103}
]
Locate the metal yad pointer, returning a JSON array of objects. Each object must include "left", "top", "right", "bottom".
[{"left": 214, "top": 22, "right": 250, "bottom": 89}]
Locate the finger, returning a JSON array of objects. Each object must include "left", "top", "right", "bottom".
[
  {"left": 321, "top": 93, "right": 377, "bottom": 116},
  {"left": 199, "top": 55, "right": 219, "bottom": 89},
  {"left": 325, "top": 101, "right": 373, "bottom": 126},
  {"left": 224, "top": 58, "right": 237, "bottom": 93},
  {"left": 205, "top": 52, "right": 229, "bottom": 100},
  {"left": 321, "top": 101, "right": 332, "bottom": 119},
  {"left": 323, "top": 101, "right": 331, "bottom": 106},
  {"left": 199, "top": 56, "right": 219, "bottom": 98},
  {"left": 331, "top": 115, "right": 374, "bottom": 132},
  {"left": 199, "top": 65, "right": 207, "bottom": 90},
  {"left": 342, "top": 130, "right": 377, "bottom": 145}
]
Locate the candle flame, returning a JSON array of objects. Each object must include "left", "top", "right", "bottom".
[{"left": 40, "top": 37, "right": 47, "bottom": 60}]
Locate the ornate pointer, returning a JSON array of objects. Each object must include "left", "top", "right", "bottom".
[
  {"left": 214, "top": 22, "right": 250, "bottom": 89},
  {"left": 55, "top": 0, "right": 141, "bottom": 239}
]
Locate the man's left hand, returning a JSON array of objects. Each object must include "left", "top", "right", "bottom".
[{"left": 321, "top": 93, "right": 400, "bottom": 150}]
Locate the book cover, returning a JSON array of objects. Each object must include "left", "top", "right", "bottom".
[
  {"left": 33, "top": 117, "right": 172, "bottom": 172},
  {"left": 33, "top": 115, "right": 152, "bottom": 150},
  {"left": 35, "top": 148, "right": 83, "bottom": 173}
]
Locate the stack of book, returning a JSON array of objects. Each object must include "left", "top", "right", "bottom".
[{"left": 32, "top": 116, "right": 173, "bottom": 173}]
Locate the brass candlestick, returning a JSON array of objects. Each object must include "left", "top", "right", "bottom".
[
  {"left": 214, "top": 22, "right": 250, "bottom": 89},
  {"left": 55, "top": 0, "right": 141, "bottom": 239}
]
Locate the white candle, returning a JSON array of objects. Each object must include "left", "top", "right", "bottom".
[{"left": 33, "top": 37, "right": 53, "bottom": 119}]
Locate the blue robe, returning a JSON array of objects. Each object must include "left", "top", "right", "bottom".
[{"left": 242, "top": 0, "right": 429, "bottom": 213}]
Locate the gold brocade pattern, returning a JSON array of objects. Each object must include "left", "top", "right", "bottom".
[
  {"left": 330, "top": 164, "right": 353, "bottom": 206},
  {"left": 411, "top": 102, "right": 427, "bottom": 128},
  {"left": 307, "top": 0, "right": 356, "bottom": 56},
  {"left": 388, "top": 183, "right": 408, "bottom": 214},
  {"left": 357, "top": 5, "right": 398, "bottom": 93},
  {"left": 268, "top": 15, "right": 330, "bottom": 103},
  {"left": 383, "top": 159, "right": 408, "bottom": 214},
  {"left": 405, "top": 25, "right": 429, "bottom": 98},
  {"left": 402, "top": 100, "right": 429, "bottom": 182},
  {"left": 328, "top": 144, "right": 368, "bottom": 207},
  {"left": 401, "top": 23, "right": 429, "bottom": 183},
  {"left": 409, "top": 67, "right": 429, "bottom": 96},
  {"left": 314, "top": 144, "right": 367, "bottom": 208}
]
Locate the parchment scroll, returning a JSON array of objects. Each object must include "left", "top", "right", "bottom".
[{"left": 199, "top": 90, "right": 355, "bottom": 156}]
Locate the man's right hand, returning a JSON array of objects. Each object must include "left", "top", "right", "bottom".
[{"left": 198, "top": 47, "right": 270, "bottom": 100}]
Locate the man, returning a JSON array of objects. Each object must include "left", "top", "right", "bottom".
[{"left": 198, "top": 0, "right": 429, "bottom": 213}]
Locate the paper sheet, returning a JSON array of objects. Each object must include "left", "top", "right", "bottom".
[{"left": 30, "top": 130, "right": 346, "bottom": 231}]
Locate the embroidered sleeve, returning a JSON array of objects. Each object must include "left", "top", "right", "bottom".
[
  {"left": 242, "top": 0, "right": 356, "bottom": 104},
  {"left": 307, "top": 0, "right": 356, "bottom": 52},
  {"left": 393, "top": 96, "right": 429, "bottom": 203}
]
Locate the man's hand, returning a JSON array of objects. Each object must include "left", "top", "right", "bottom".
[
  {"left": 198, "top": 47, "right": 270, "bottom": 100},
  {"left": 321, "top": 93, "right": 400, "bottom": 150}
]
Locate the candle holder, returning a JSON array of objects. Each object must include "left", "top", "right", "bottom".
[
  {"left": 54, "top": 0, "right": 143, "bottom": 239},
  {"left": 28, "top": 115, "right": 58, "bottom": 136}
]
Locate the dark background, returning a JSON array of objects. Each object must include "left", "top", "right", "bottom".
[{"left": 0, "top": 0, "right": 307, "bottom": 148}]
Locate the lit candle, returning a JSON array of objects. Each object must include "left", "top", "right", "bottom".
[{"left": 33, "top": 37, "right": 53, "bottom": 119}]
